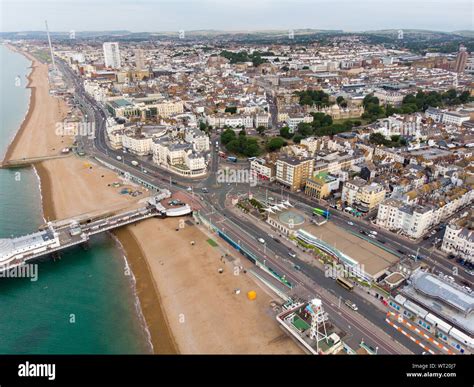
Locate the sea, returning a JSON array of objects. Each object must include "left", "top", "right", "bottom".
[{"left": 0, "top": 44, "right": 152, "bottom": 354}]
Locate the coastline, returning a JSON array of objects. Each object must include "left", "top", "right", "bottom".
[
  {"left": 2, "top": 47, "right": 34, "bottom": 163},
  {"left": 2, "top": 44, "right": 302, "bottom": 355},
  {"left": 112, "top": 227, "right": 178, "bottom": 354},
  {"left": 34, "top": 162, "right": 56, "bottom": 221},
  {"left": 3, "top": 45, "right": 176, "bottom": 354}
]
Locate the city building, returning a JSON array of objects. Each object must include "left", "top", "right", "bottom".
[
  {"left": 454, "top": 45, "right": 469, "bottom": 73},
  {"left": 250, "top": 159, "right": 276, "bottom": 181},
  {"left": 342, "top": 178, "right": 386, "bottom": 213},
  {"left": 103, "top": 42, "right": 121, "bottom": 69},
  {"left": 441, "top": 213, "right": 474, "bottom": 262},
  {"left": 390, "top": 271, "right": 474, "bottom": 354},
  {"left": 305, "top": 173, "right": 340, "bottom": 199},
  {"left": 276, "top": 157, "right": 314, "bottom": 191}
]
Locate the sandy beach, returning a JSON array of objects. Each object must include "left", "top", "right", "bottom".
[
  {"left": 4, "top": 46, "right": 302, "bottom": 354},
  {"left": 3, "top": 50, "right": 71, "bottom": 162}
]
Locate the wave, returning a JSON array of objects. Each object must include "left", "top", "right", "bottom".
[{"left": 109, "top": 233, "right": 154, "bottom": 354}]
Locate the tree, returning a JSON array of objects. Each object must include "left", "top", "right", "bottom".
[
  {"left": 293, "top": 134, "right": 303, "bottom": 143},
  {"left": 221, "top": 129, "right": 236, "bottom": 145},
  {"left": 336, "top": 96, "right": 346, "bottom": 105},
  {"left": 244, "top": 139, "right": 261, "bottom": 157},
  {"left": 297, "top": 122, "right": 313, "bottom": 137},
  {"left": 256, "top": 126, "right": 266, "bottom": 136},
  {"left": 363, "top": 94, "right": 379, "bottom": 108},
  {"left": 280, "top": 126, "right": 293, "bottom": 139},
  {"left": 267, "top": 137, "right": 286, "bottom": 152},
  {"left": 239, "top": 128, "right": 246, "bottom": 137},
  {"left": 369, "top": 132, "right": 387, "bottom": 146},
  {"left": 225, "top": 106, "right": 237, "bottom": 114}
]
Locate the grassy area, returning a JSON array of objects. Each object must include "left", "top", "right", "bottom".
[
  {"left": 32, "top": 49, "right": 52, "bottom": 64},
  {"left": 206, "top": 238, "right": 218, "bottom": 247},
  {"left": 331, "top": 117, "right": 369, "bottom": 127}
]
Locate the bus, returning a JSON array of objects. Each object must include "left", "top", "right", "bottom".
[
  {"left": 313, "top": 207, "right": 330, "bottom": 219},
  {"left": 336, "top": 276, "right": 354, "bottom": 291}
]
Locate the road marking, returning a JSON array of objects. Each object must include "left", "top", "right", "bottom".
[{"left": 386, "top": 312, "right": 453, "bottom": 354}]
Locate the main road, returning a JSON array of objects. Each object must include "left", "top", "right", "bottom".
[{"left": 58, "top": 59, "right": 426, "bottom": 354}]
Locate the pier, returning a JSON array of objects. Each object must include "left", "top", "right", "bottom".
[
  {"left": 0, "top": 190, "right": 192, "bottom": 273},
  {"left": 0, "top": 154, "right": 71, "bottom": 169}
]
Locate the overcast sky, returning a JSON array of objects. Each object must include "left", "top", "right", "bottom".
[{"left": 0, "top": 0, "right": 472, "bottom": 32}]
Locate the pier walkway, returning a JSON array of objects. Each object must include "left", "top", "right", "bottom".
[{"left": 0, "top": 191, "right": 192, "bottom": 273}]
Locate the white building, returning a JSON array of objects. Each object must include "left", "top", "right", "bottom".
[
  {"left": 122, "top": 128, "right": 153, "bottom": 156},
  {"left": 286, "top": 114, "right": 313, "bottom": 133},
  {"left": 184, "top": 128, "right": 210, "bottom": 152},
  {"left": 254, "top": 113, "right": 271, "bottom": 128},
  {"left": 442, "top": 223, "right": 474, "bottom": 262},
  {"left": 250, "top": 159, "right": 276, "bottom": 181},
  {"left": 103, "top": 42, "right": 121, "bottom": 69},
  {"left": 152, "top": 137, "right": 206, "bottom": 177},
  {"left": 442, "top": 111, "right": 470, "bottom": 126}
]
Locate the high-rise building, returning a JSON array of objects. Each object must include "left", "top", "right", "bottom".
[
  {"left": 276, "top": 156, "right": 314, "bottom": 191},
  {"left": 454, "top": 44, "right": 468, "bottom": 73},
  {"left": 103, "top": 42, "right": 121, "bottom": 69},
  {"left": 134, "top": 49, "right": 145, "bottom": 70}
]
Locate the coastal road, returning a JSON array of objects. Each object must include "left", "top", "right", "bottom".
[
  {"left": 201, "top": 198, "right": 417, "bottom": 354},
  {"left": 58, "top": 60, "right": 438, "bottom": 354}
]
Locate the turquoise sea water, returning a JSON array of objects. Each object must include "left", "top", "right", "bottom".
[{"left": 0, "top": 45, "right": 151, "bottom": 354}]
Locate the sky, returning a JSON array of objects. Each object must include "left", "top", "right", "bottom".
[{"left": 0, "top": 0, "right": 472, "bottom": 33}]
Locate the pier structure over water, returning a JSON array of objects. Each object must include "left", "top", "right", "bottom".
[{"left": 0, "top": 190, "right": 192, "bottom": 273}]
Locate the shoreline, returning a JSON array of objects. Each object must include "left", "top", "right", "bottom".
[
  {"left": 112, "top": 227, "right": 179, "bottom": 354},
  {"left": 3, "top": 45, "right": 177, "bottom": 354},
  {"left": 2, "top": 44, "right": 302, "bottom": 355},
  {"left": 2, "top": 47, "right": 35, "bottom": 163}
]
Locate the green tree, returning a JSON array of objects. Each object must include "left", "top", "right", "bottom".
[
  {"left": 256, "top": 125, "right": 266, "bottom": 136},
  {"left": 267, "top": 137, "right": 286, "bottom": 151},
  {"left": 221, "top": 129, "right": 236, "bottom": 145},
  {"left": 280, "top": 126, "right": 293, "bottom": 139},
  {"left": 297, "top": 122, "right": 313, "bottom": 137},
  {"left": 293, "top": 134, "right": 303, "bottom": 143}
]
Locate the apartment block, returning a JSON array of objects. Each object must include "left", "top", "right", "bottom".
[
  {"left": 342, "top": 177, "right": 386, "bottom": 213},
  {"left": 276, "top": 157, "right": 314, "bottom": 191}
]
